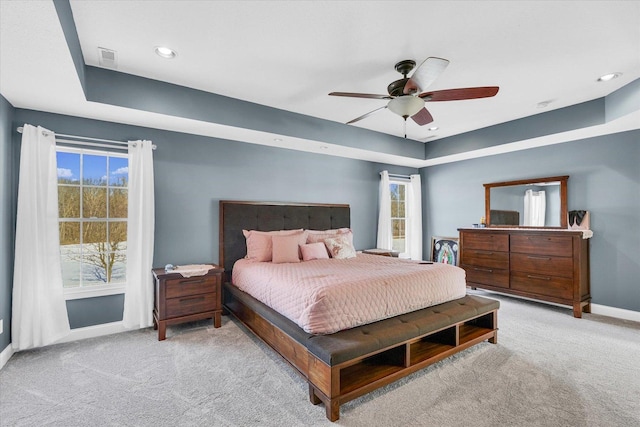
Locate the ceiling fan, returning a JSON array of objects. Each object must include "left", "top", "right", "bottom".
[{"left": 329, "top": 57, "right": 499, "bottom": 134}]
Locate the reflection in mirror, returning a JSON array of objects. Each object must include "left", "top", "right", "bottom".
[
  {"left": 484, "top": 176, "right": 568, "bottom": 228},
  {"left": 490, "top": 183, "right": 561, "bottom": 226}
]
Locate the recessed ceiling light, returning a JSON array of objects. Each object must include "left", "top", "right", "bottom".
[
  {"left": 427, "top": 126, "right": 439, "bottom": 131},
  {"left": 597, "top": 72, "right": 622, "bottom": 82},
  {"left": 155, "top": 46, "right": 177, "bottom": 59}
]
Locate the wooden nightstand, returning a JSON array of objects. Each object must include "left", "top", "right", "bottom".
[{"left": 152, "top": 264, "right": 224, "bottom": 340}]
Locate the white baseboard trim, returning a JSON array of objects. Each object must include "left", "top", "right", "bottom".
[
  {"left": 0, "top": 343, "right": 15, "bottom": 371},
  {"left": 591, "top": 304, "right": 640, "bottom": 323},
  {"left": 54, "top": 321, "right": 133, "bottom": 345},
  {"left": 469, "top": 289, "right": 640, "bottom": 323}
]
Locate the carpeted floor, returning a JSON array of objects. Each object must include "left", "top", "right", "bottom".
[{"left": 1, "top": 291, "right": 639, "bottom": 426}]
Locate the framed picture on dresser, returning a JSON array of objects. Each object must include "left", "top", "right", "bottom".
[{"left": 431, "top": 236, "right": 459, "bottom": 265}]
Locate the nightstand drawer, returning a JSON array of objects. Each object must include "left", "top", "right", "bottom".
[
  {"left": 165, "top": 275, "right": 219, "bottom": 299},
  {"left": 166, "top": 292, "right": 217, "bottom": 318}
]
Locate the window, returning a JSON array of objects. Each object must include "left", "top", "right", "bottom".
[
  {"left": 390, "top": 181, "right": 407, "bottom": 253},
  {"left": 56, "top": 147, "right": 128, "bottom": 297}
]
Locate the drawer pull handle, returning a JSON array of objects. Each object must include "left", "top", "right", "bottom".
[
  {"left": 180, "top": 296, "right": 206, "bottom": 304},
  {"left": 474, "top": 267, "right": 493, "bottom": 273},
  {"left": 527, "top": 274, "right": 551, "bottom": 281},
  {"left": 527, "top": 256, "right": 551, "bottom": 261}
]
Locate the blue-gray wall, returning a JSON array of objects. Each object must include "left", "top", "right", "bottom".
[
  {"left": 3, "top": 102, "right": 639, "bottom": 336},
  {"left": 422, "top": 130, "right": 640, "bottom": 312},
  {"left": 11, "top": 108, "right": 416, "bottom": 329},
  {"left": 0, "top": 95, "right": 15, "bottom": 351}
]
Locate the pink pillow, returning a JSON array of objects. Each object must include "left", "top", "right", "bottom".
[
  {"left": 243, "top": 229, "right": 303, "bottom": 262},
  {"left": 300, "top": 242, "right": 330, "bottom": 261},
  {"left": 272, "top": 232, "right": 307, "bottom": 264},
  {"left": 324, "top": 235, "right": 357, "bottom": 259}
]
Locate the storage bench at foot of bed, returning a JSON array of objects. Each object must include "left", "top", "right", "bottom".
[{"left": 223, "top": 283, "right": 499, "bottom": 422}]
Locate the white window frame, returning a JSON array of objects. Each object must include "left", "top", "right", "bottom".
[
  {"left": 389, "top": 179, "right": 408, "bottom": 256},
  {"left": 56, "top": 146, "right": 128, "bottom": 300}
]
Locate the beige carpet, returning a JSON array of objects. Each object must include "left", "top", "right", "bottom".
[{"left": 1, "top": 291, "right": 639, "bottom": 426}]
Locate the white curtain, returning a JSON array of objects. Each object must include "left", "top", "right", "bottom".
[
  {"left": 405, "top": 174, "right": 423, "bottom": 260},
  {"left": 122, "top": 140, "right": 155, "bottom": 329},
  {"left": 12, "top": 124, "right": 70, "bottom": 350},
  {"left": 524, "top": 189, "right": 546, "bottom": 226},
  {"left": 376, "top": 170, "right": 392, "bottom": 250}
]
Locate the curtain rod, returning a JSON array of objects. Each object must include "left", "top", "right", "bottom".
[
  {"left": 16, "top": 126, "right": 156, "bottom": 150},
  {"left": 380, "top": 171, "right": 411, "bottom": 180}
]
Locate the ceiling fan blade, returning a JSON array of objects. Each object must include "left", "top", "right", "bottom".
[
  {"left": 329, "top": 92, "right": 392, "bottom": 100},
  {"left": 346, "top": 106, "right": 387, "bottom": 124},
  {"left": 403, "top": 57, "right": 450, "bottom": 94},
  {"left": 411, "top": 107, "right": 434, "bottom": 126},
  {"left": 420, "top": 86, "right": 499, "bottom": 101}
]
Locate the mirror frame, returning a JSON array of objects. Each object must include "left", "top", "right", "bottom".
[{"left": 484, "top": 175, "right": 569, "bottom": 228}]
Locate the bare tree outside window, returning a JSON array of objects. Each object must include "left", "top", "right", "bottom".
[{"left": 57, "top": 149, "right": 128, "bottom": 289}]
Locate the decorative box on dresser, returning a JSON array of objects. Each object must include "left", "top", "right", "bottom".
[
  {"left": 459, "top": 228, "right": 591, "bottom": 318},
  {"left": 152, "top": 265, "right": 224, "bottom": 340}
]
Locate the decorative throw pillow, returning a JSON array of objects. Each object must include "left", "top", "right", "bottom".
[
  {"left": 324, "top": 235, "right": 357, "bottom": 259},
  {"left": 243, "top": 229, "right": 303, "bottom": 262},
  {"left": 306, "top": 228, "right": 353, "bottom": 245},
  {"left": 300, "top": 242, "right": 330, "bottom": 261},
  {"left": 271, "top": 232, "right": 308, "bottom": 264}
]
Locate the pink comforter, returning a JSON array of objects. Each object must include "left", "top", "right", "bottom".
[{"left": 232, "top": 253, "right": 467, "bottom": 334}]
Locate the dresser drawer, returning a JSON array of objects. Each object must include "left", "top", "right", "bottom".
[
  {"left": 510, "top": 253, "right": 573, "bottom": 278},
  {"left": 510, "top": 271, "right": 572, "bottom": 300},
  {"left": 464, "top": 265, "right": 509, "bottom": 288},
  {"left": 165, "top": 275, "right": 219, "bottom": 299},
  {"left": 166, "top": 292, "right": 217, "bottom": 318},
  {"left": 462, "top": 232, "right": 508, "bottom": 252},
  {"left": 510, "top": 234, "right": 572, "bottom": 257},
  {"left": 462, "top": 249, "right": 509, "bottom": 270}
]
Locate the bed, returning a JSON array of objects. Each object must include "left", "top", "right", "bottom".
[{"left": 220, "top": 201, "right": 499, "bottom": 421}]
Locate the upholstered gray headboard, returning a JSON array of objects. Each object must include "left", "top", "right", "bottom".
[{"left": 219, "top": 201, "right": 350, "bottom": 279}]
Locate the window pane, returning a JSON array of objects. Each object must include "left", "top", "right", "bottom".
[
  {"left": 59, "top": 222, "right": 80, "bottom": 246},
  {"left": 390, "top": 183, "right": 399, "bottom": 201},
  {"left": 83, "top": 221, "right": 106, "bottom": 245},
  {"left": 58, "top": 186, "right": 80, "bottom": 218},
  {"left": 83, "top": 155, "right": 107, "bottom": 186},
  {"left": 56, "top": 152, "right": 80, "bottom": 184},
  {"left": 109, "top": 189, "right": 128, "bottom": 219},
  {"left": 109, "top": 222, "right": 127, "bottom": 251},
  {"left": 81, "top": 259, "right": 108, "bottom": 284},
  {"left": 82, "top": 187, "right": 107, "bottom": 218},
  {"left": 60, "top": 247, "right": 81, "bottom": 288},
  {"left": 398, "top": 201, "right": 405, "bottom": 217},
  {"left": 398, "top": 184, "right": 406, "bottom": 200},
  {"left": 109, "top": 157, "right": 128, "bottom": 186},
  {"left": 109, "top": 252, "right": 127, "bottom": 284}
]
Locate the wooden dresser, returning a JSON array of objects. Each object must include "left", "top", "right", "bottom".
[
  {"left": 152, "top": 265, "right": 224, "bottom": 340},
  {"left": 459, "top": 228, "right": 590, "bottom": 317}
]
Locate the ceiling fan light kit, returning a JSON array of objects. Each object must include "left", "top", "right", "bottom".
[
  {"left": 387, "top": 96, "right": 424, "bottom": 118},
  {"left": 329, "top": 57, "right": 499, "bottom": 137}
]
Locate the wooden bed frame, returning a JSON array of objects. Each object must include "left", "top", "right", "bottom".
[{"left": 220, "top": 201, "right": 499, "bottom": 421}]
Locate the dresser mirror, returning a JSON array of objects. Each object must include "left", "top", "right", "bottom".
[{"left": 484, "top": 176, "right": 568, "bottom": 228}]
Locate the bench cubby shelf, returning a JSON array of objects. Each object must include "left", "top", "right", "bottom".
[{"left": 331, "top": 311, "right": 497, "bottom": 403}]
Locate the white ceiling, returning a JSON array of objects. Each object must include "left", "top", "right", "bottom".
[{"left": 1, "top": 1, "right": 639, "bottom": 166}]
